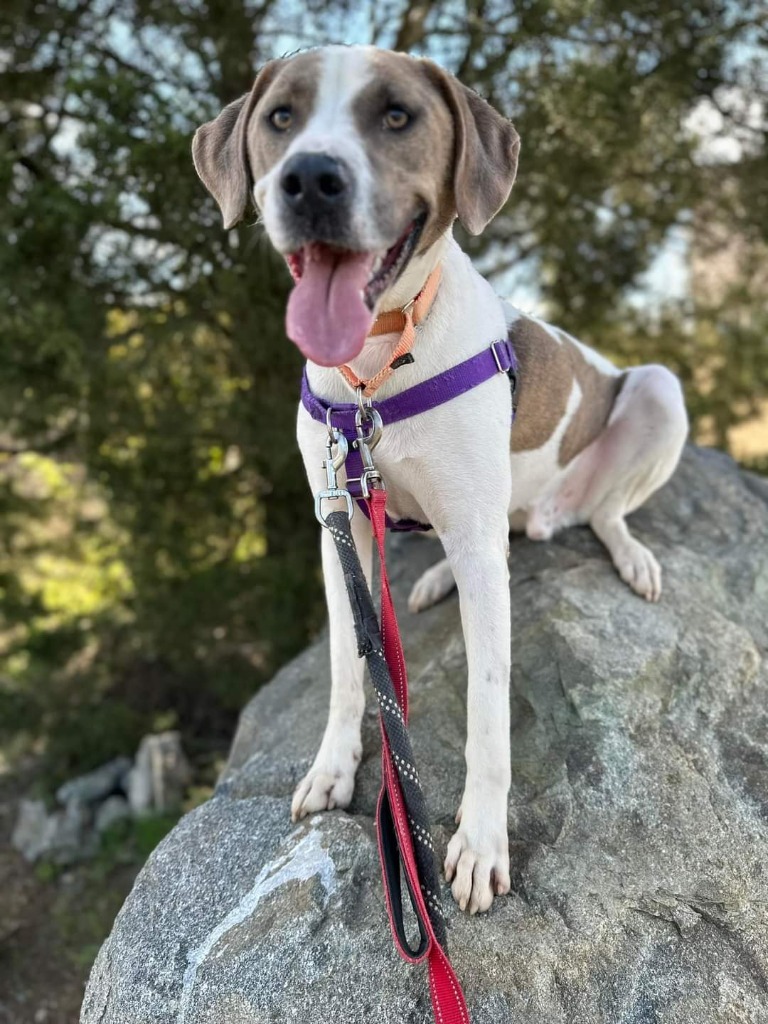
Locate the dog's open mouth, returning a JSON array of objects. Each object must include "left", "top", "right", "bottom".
[{"left": 284, "top": 214, "right": 425, "bottom": 367}]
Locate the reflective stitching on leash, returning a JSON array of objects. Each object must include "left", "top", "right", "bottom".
[
  {"left": 409, "top": 816, "right": 435, "bottom": 851},
  {"left": 317, "top": 422, "right": 470, "bottom": 1024},
  {"left": 373, "top": 688, "right": 405, "bottom": 722}
]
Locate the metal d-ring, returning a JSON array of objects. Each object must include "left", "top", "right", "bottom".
[
  {"left": 353, "top": 390, "right": 384, "bottom": 497},
  {"left": 354, "top": 389, "right": 383, "bottom": 452},
  {"left": 356, "top": 385, "right": 371, "bottom": 417}
]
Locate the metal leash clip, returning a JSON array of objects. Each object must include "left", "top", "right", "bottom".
[
  {"left": 315, "top": 425, "right": 354, "bottom": 527},
  {"left": 354, "top": 388, "right": 384, "bottom": 499}
]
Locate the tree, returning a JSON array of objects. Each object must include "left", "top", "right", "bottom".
[{"left": 1, "top": 0, "right": 765, "bottom": 776}]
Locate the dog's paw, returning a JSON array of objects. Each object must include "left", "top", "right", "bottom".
[
  {"left": 613, "top": 538, "right": 662, "bottom": 603},
  {"left": 408, "top": 559, "right": 455, "bottom": 613},
  {"left": 444, "top": 806, "right": 510, "bottom": 914},
  {"left": 525, "top": 501, "right": 555, "bottom": 542},
  {"left": 291, "top": 744, "right": 361, "bottom": 822}
]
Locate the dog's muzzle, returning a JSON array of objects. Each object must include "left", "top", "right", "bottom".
[
  {"left": 276, "top": 151, "right": 424, "bottom": 370},
  {"left": 279, "top": 152, "right": 353, "bottom": 240}
]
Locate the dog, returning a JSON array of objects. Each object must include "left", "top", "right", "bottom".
[{"left": 193, "top": 45, "right": 688, "bottom": 915}]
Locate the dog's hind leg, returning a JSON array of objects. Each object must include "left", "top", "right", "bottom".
[
  {"left": 531, "top": 364, "right": 688, "bottom": 601},
  {"left": 408, "top": 556, "right": 456, "bottom": 612}
]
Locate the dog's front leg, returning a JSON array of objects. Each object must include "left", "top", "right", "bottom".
[
  {"left": 440, "top": 517, "right": 512, "bottom": 913},
  {"left": 291, "top": 510, "right": 372, "bottom": 821}
]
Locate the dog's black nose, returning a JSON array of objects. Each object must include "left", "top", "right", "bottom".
[{"left": 280, "top": 153, "right": 349, "bottom": 214}]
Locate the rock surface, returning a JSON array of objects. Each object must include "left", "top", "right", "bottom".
[{"left": 82, "top": 447, "right": 768, "bottom": 1023}]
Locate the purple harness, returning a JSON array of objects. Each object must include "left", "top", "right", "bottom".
[{"left": 301, "top": 338, "right": 518, "bottom": 531}]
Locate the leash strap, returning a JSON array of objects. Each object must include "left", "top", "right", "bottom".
[{"left": 324, "top": 498, "right": 470, "bottom": 1023}]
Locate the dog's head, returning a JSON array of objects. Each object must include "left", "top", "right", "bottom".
[{"left": 193, "top": 46, "right": 520, "bottom": 367}]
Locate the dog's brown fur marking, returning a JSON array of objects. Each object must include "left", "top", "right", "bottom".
[
  {"left": 351, "top": 52, "right": 457, "bottom": 253},
  {"left": 557, "top": 329, "right": 625, "bottom": 466},
  {"left": 510, "top": 316, "right": 623, "bottom": 465},
  {"left": 246, "top": 53, "right": 323, "bottom": 180}
]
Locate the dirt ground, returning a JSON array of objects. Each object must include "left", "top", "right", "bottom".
[{"left": 0, "top": 769, "right": 141, "bottom": 1024}]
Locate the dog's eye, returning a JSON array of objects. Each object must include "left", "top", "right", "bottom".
[
  {"left": 383, "top": 106, "right": 411, "bottom": 131},
  {"left": 269, "top": 107, "right": 293, "bottom": 131}
]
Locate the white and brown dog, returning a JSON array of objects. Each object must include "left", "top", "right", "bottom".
[{"left": 193, "top": 45, "right": 688, "bottom": 915}]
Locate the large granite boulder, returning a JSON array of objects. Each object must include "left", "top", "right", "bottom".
[{"left": 82, "top": 447, "right": 768, "bottom": 1023}]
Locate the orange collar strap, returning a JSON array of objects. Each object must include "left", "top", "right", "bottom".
[{"left": 338, "top": 264, "right": 442, "bottom": 397}]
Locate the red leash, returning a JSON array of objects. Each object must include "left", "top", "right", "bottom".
[{"left": 368, "top": 489, "right": 470, "bottom": 1023}]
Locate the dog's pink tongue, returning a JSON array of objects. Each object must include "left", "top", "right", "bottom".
[{"left": 286, "top": 244, "right": 376, "bottom": 367}]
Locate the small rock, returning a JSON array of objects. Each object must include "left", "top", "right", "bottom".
[
  {"left": 56, "top": 756, "right": 133, "bottom": 806},
  {"left": 95, "top": 795, "right": 132, "bottom": 834},
  {"left": 12, "top": 798, "right": 94, "bottom": 864},
  {"left": 126, "top": 732, "right": 191, "bottom": 816},
  {"left": 11, "top": 799, "right": 48, "bottom": 861}
]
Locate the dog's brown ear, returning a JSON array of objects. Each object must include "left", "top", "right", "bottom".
[
  {"left": 424, "top": 62, "right": 520, "bottom": 235},
  {"left": 192, "top": 62, "right": 280, "bottom": 229}
]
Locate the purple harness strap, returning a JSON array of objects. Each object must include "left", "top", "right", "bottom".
[{"left": 301, "top": 338, "right": 518, "bottom": 532}]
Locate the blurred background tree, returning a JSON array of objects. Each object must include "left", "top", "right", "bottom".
[{"left": 0, "top": 0, "right": 766, "bottom": 782}]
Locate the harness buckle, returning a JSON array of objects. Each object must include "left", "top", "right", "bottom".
[{"left": 491, "top": 341, "right": 508, "bottom": 374}]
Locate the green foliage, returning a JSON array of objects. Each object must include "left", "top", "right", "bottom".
[
  {"left": 0, "top": 1, "right": 766, "bottom": 779},
  {"left": 29, "top": 813, "right": 180, "bottom": 973},
  {"left": 131, "top": 814, "right": 180, "bottom": 859}
]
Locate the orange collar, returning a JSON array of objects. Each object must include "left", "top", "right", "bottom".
[{"left": 339, "top": 265, "right": 442, "bottom": 397}]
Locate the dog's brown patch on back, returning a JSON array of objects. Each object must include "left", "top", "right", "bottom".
[
  {"left": 351, "top": 52, "right": 458, "bottom": 251},
  {"left": 557, "top": 329, "right": 624, "bottom": 465},
  {"left": 510, "top": 316, "right": 623, "bottom": 465},
  {"left": 509, "top": 318, "right": 572, "bottom": 453}
]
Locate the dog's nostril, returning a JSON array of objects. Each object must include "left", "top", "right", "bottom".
[
  {"left": 280, "top": 153, "right": 349, "bottom": 211},
  {"left": 282, "top": 172, "right": 302, "bottom": 197},
  {"left": 318, "top": 172, "right": 344, "bottom": 197}
]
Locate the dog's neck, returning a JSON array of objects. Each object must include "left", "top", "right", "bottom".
[
  {"left": 377, "top": 229, "right": 451, "bottom": 313},
  {"left": 304, "top": 230, "right": 505, "bottom": 407},
  {"left": 323, "top": 229, "right": 451, "bottom": 386}
]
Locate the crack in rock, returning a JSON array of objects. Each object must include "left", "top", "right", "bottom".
[{"left": 178, "top": 827, "right": 336, "bottom": 1024}]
